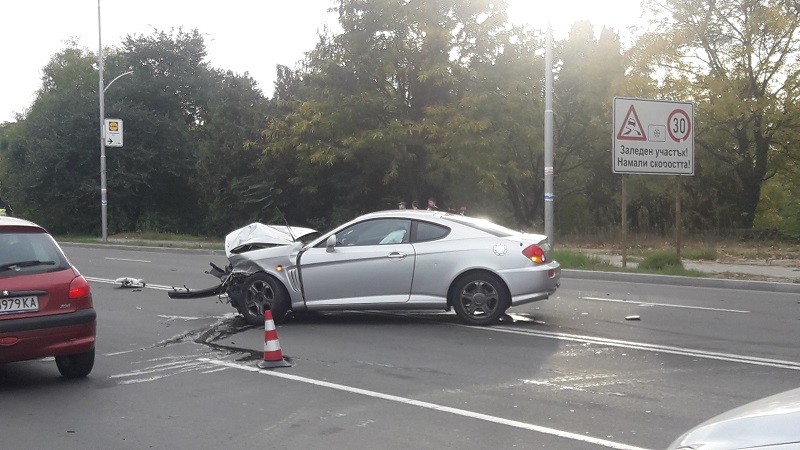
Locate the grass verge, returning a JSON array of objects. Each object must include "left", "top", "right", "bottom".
[{"left": 554, "top": 249, "right": 705, "bottom": 277}]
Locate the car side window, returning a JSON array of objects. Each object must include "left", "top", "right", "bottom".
[
  {"left": 334, "top": 219, "right": 411, "bottom": 247},
  {"left": 413, "top": 221, "right": 450, "bottom": 242}
]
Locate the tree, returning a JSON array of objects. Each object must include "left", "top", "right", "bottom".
[
  {"left": 193, "top": 69, "right": 274, "bottom": 234},
  {"left": 1, "top": 43, "right": 100, "bottom": 233},
  {"left": 552, "top": 23, "right": 628, "bottom": 233},
  {"left": 636, "top": 0, "right": 800, "bottom": 229},
  {"left": 1, "top": 29, "right": 235, "bottom": 235},
  {"left": 260, "top": 0, "right": 515, "bottom": 224}
]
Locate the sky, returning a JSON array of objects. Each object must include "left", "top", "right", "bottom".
[{"left": 0, "top": 0, "right": 647, "bottom": 124}]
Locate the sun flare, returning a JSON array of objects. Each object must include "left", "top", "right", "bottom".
[{"left": 505, "top": 0, "right": 645, "bottom": 37}]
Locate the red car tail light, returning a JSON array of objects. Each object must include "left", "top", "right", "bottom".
[
  {"left": 522, "top": 245, "right": 547, "bottom": 264},
  {"left": 69, "top": 275, "right": 93, "bottom": 308}
]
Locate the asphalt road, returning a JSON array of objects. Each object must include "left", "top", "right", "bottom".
[{"left": 2, "top": 244, "right": 799, "bottom": 450}]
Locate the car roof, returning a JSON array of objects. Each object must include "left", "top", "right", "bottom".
[
  {"left": 358, "top": 210, "right": 448, "bottom": 220},
  {"left": 0, "top": 216, "right": 48, "bottom": 232}
]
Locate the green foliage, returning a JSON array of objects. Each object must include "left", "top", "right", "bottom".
[
  {"left": 2, "top": 0, "right": 799, "bottom": 239},
  {"left": 637, "top": 0, "right": 800, "bottom": 229},
  {"left": 2, "top": 45, "right": 100, "bottom": 233},
  {"left": 552, "top": 251, "right": 618, "bottom": 270},
  {"left": 638, "top": 251, "right": 683, "bottom": 270},
  {"left": 684, "top": 247, "right": 718, "bottom": 260},
  {"left": 261, "top": 0, "right": 520, "bottom": 221}
]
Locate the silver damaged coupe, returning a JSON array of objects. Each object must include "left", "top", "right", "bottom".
[{"left": 170, "top": 210, "right": 560, "bottom": 326}]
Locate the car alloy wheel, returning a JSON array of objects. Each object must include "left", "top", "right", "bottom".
[
  {"left": 452, "top": 273, "right": 509, "bottom": 326},
  {"left": 238, "top": 273, "right": 289, "bottom": 326}
]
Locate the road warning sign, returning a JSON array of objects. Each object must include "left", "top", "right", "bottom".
[
  {"left": 616, "top": 105, "right": 647, "bottom": 141},
  {"left": 613, "top": 97, "right": 693, "bottom": 176}
]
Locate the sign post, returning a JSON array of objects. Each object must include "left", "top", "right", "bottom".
[{"left": 613, "top": 97, "right": 694, "bottom": 261}]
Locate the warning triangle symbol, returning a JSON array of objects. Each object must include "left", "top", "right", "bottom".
[{"left": 617, "top": 105, "right": 647, "bottom": 141}]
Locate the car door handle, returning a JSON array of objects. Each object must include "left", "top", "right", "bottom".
[{"left": 387, "top": 252, "right": 407, "bottom": 260}]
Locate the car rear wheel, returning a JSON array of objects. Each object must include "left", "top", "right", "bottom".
[
  {"left": 55, "top": 347, "right": 95, "bottom": 378},
  {"left": 451, "top": 273, "right": 509, "bottom": 326},
  {"left": 237, "top": 273, "right": 290, "bottom": 326}
]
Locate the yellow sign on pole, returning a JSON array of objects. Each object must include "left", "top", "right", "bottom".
[{"left": 104, "top": 118, "right": 123, "bottom": 147}]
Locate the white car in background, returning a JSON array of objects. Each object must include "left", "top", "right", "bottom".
[{"left": 668, "top": 386, "right": 800, "bottom": 449}]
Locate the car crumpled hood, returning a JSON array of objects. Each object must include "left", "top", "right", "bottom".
[
  {"left": 224, "top": 223, "right": 317, "bottom": 257},
  {"left": 669, "top": 387, "right": 800, "bottom": 449}
]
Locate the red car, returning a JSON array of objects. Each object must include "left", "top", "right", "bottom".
[{"left": 0, "top": 216, "right": 96, "bottom": 378}]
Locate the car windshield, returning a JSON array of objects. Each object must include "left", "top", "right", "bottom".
[
  {"left": 441, "top": 214, "right": 520, "bottom": 238},
  {"left": 0, "top": 231, "right": 69, "bottom": 277}
]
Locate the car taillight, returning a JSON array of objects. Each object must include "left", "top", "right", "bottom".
[
  {"left": 69, "top": 276, "right": 92, "bottom": 307},
  {"left": 522, "top": 245, "right": 547, "bottom": 264}
]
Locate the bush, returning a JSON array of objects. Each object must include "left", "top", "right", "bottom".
[
  {"left": 685, "top": 247, "right": 717, "bottom": 260},
  {"left": 553, "top": 251, "right": 617, "bottom": 270},
  {"left": 638, "top": 251, "right": 683, "bottom": 270}
]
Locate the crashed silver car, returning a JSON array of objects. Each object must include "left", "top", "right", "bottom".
[
  {"left": 668, "top": 386, "right": 800, "bottom": 450},
  {"left": 169, "top": 210, "right": 561, "bottom": 326}
]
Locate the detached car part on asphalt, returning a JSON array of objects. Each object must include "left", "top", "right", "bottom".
[
  {"left": 0, "top": 216, "right": 96, "bottom": 378},
  {"left": 170, "top": 210, "right": 560, "bottom": 326},
  {"left": 668, "top": 385, "right": 800, "bottom": 449}
]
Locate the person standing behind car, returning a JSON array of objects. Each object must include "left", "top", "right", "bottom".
[
  {"left": 426, "top": 197, "right": 438, "bottom": 211},
  {"left": 0, "top": 192, "right": 12, "bottom": 217}
]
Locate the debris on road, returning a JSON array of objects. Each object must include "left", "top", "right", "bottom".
[
  {"left": 625, "top": 315, "right": 641, "bottom": 321},
  {"left": 115, "top": 277, "right": 146, "bottom": 288}
]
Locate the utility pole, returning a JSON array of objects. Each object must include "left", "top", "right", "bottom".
[
  {"left": 98, "top": 0, "right": 107, "bottom": 241},
  {"left": 544, "top": 23, "right": 555, "bottom": 245},
  {"left": 97, "top": 0, "right": 131, "bottom": 242}
]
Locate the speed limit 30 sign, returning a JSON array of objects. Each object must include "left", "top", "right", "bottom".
[{"left": 613, "top": 97, "right": 694, "bottom": 175}]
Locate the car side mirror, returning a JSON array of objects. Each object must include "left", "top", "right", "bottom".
[{"left": 326, "top": 235, "right": 337, "bottom": 252}]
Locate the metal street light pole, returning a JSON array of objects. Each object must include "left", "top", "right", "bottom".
[
  {"left": 98, "top": 0, "right": 132, "bottom": 242},
  {"left": 544, "top": 22, "right": 555, "bottom": 246},
  {"left": 98, "top": 0, "right": 107, "bottom": 241}
]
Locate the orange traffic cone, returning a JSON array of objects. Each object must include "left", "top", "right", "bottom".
[{"left": 257, "top": 309, "right": 292, "bottom": 369}]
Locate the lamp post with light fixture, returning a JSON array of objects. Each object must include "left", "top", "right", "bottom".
[
  {"left": 544, "top": 22, "right": 554, "bottom": 246},
  {"left": 97, "top": 0, "right": 132, "bottom": 242}
]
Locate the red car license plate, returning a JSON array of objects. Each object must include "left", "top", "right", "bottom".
[{"left": 0, "top": 296, "right": 40, "bottom": 315}]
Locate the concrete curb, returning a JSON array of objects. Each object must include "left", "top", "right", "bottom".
[{"left": 563, "top": 269, "right": 800, "bottom": 294}]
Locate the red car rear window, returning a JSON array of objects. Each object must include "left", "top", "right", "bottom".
[{"left": 0, "top": 231, "right": 70, "bottom": 277}]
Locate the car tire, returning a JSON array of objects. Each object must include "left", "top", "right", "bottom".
[
  {"left": 237, "top": 273, "right": 290, "bottom": 326},
  {"left": 55, "top": 347, "right": 95, "bottom": 379},
  {"left": 451, "top": 272, "right": 509, "bottom": 326}
]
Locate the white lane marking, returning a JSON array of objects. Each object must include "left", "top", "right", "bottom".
[
  {"left": 105, "top": 350, "right": 136, "bottom": 356},
  {"left": 581, "top": 296, "right": 750, "bottom": 314},
  {"left": 199, "top": 358, "right": 650, "bottom": 450},
  {"left": 385, "top": 311, "right": 800, "bottom": 371},
  {"left": 105, "top": 257, "right": 152, "bottom": 263},
  {"left": 481, "top": 326, "right": 800, "bottom": 371}
]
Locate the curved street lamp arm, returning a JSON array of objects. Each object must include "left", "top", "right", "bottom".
[{"left": 104, "top": 70, "right": 133, "bottom": 93}]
